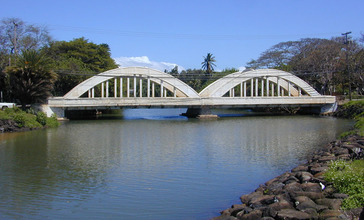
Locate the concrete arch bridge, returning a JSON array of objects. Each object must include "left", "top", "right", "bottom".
[{"left": 46, "top": 67, "right": 337, "bottom": 118}]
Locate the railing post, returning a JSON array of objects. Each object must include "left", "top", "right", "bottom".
[
  {"left": 114, "top": 78, "right": 117, "bottom": 97},
  {"left": 139, "top": 76, "right": 143, "bottom": 97},
  {"left": 277, "top": 77, "right": 280, "bottom": 97},
  {"left": 160, "top": 80, "right": 164, "bottom": 97},
  {"left": 106, "top": 81, "right": 109, "bottom": 98},
  {"left": 147, "top": 77, "right": 150, "bottom": 97},
  {"left": 101, "top": 82, "right": 104, "bottom": 98},
  {"left": 120, "top": 78, "right": 123, "bottom": 98},
  {"left": 250, "top": 78, "right": 253, "bottom": 97},
  {"left": 133, "top": 75, "right": 136, "bottom": 97},
  {"left": 127, "top": 78, "right": 130, "bottom": 97}
]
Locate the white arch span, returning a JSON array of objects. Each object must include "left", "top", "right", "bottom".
[
  {"left": 199, "top": 69, "right": 321, "bottom": 98},
  {"left": 63, "top": 67, "right": 200, "bottom": 99}
]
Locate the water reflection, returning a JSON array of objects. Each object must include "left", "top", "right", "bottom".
[{"left": 0, "top": 112, "right": 353, "bottom": 219}]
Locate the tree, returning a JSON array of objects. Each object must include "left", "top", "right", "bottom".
[
  {"left": 0, "top": 18, "right": 52, "bottom": 101},
  {"left": 5, "top": 50, "right": 57, "bottom": 108},
  {"left": 201, "top": 53, "right": 216, "bottom": 76},
  {"left": 43, "top": 37, "right": 118, "bottom": 95}
]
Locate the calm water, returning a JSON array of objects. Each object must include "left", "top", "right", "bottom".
[{"left": 0, "top": 109, "right": 353, "bottom": 219}]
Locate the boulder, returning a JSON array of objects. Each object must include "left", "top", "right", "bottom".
[
  {"left": 315, "top": 198, "right": 342, "bottom": 210},
  {"left": 276, "top": 209, "right": 312, "bottom": 220},
  {"left": 238, "top": 209, "right": 262, "bottom": 220},
  {"left": 295, "top": 172, "right": 313, "bottom": 183},
  {"left": 291, "top": 166, "right": 308, "bottom": 172},
  {"left": 284, "top": 182, "right": 303, "bottom": 193},
  {"left": 240, "top": 191, "right": 263, "bottom": 204},
  {"left": 290, "top": 191, "right": 324, "bottom": 200},
  {"left": 319, "top": 209, "right": 342, "bottom": 219},
  {"left": 301, "top": 182, "right": 322, "bottom": 193}
]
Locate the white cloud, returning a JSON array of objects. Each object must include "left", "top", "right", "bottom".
[{"left": 113, "top": 56, "right": 185, "bottom": 72}]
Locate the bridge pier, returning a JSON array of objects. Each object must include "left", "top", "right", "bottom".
[{"left": 181, "top": 107, "right": 218, "bottom": 119}]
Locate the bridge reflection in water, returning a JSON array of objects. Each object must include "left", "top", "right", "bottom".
[{"left": 45, "top": 67, "right": 337, "bottom": 119}]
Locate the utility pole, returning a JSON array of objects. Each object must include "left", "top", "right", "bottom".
[{"left": 342, "top": 31, "right": 352, "bottom": 100}]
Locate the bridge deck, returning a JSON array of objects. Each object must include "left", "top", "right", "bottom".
[{"left": 48, "top": 96, "right": 336, "bottom": 110}]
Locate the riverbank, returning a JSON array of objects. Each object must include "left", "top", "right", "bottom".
[
  {"left": 213, "top": 101, "right": 364, "bottom": 220},
  {"left": 0, "top": 107, "right": 59, "bottom": 133}
]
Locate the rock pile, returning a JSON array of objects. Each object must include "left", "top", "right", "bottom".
[
  {"left": 213, "top": 134, "right": 364, "bottom": 220},
  {"left": 0, "top": 119, "right": 30, "bottom": 133}
]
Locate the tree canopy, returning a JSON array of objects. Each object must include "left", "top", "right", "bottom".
[
  {"left": 5, "top": 50, "right": 57, "bottom": 107},
  {"left": 246, "top": 37, "right": 364, "bottom": 96},
  {"left": 43, "top": 37, "right": 118, "bottom": 95}
]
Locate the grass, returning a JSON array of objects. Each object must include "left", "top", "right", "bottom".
[
  {"left": 339, "top": 100, "right": 364, "bottom": 138},
  {"left": 324, "top": 159, "right": 364, "bottom": 210},
  {"left": 0, "top": 107, "right": 59, "bottom": 129}
]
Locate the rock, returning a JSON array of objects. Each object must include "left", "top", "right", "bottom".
[
  {"left": 315, "top": 198, "right": 342, "bottom": 210},
  {"left": 310, "top": 166, "right": 328, "bottom": 175},
  {"left": 295, "top": 172, "right": 313, "bottom": 183},
  {"left": 264, "top": 200, "right": 293, "bottom": 218},
  {"left": 331, "top": 193, "right": 348, "bottom": 199},
  {"left": 250, "top": 195, "right": 275, "bottom": 206},
  {"left": 301, "top": 182, "right": 322, "bottom": 193},
  {"left": 229, "top": 204, "right": 246, "bottom": 216},
  {"left": 319, "top": 209, "right": 342, "bottom": 218},
  {"left": 296, "top": 200, "right": 319, "bottom": 211},
  {"left": 359, "top": 207, "right": 364, "bottom": 220},
  {"left": 283, "top": 176, "right": 299, "bottom": 184},
  {"left": 266, "top": 182, "right": 285, "bottom": 194},
  {"left": 318, "top": 155, "right": 336, "bottom": 163},
  {"left": 301, "top": 208, "right": 319, "bottom": 219},
  {"left": 238, "top": 209, "right": 262, "bottom": 220},
  {"left": 276, "top": 209, "right": 312, "bottom": 220},
  {"left": 291, "top": 166, "right": 308, "bottom": 172},
  {"left": 240, "top": 191, "right": 263, "bottom": 204},
  {"left": 211, "top": 215, "right": 238, "bottom": 220},
  {"left": 261, "top": 217, "right": 275, "bottom": 220},
  {"left": 284, "top": 182, "right": 303, "bottom": 193},
  {"left": 331, "top": 146, "right": 349, "bottom": 156},
  {"left": 290, "top": 191, "right": 324, "bottom": 200}
]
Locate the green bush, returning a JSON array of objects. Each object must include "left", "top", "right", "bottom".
[
  {"left": 45, "top": 114, "right": 60, "bottom": 128},
  {"left": 324, "top": 159, "right": 364, "bottom": 210},
  {"left": 36, "top": 112, "right": 47, "bottom": 126},
  {"left": 0, "top": 108, "right": 58, "bottom": 129}
]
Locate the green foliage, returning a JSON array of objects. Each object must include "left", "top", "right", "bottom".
[
  {"left": 0, "top": 108, "right": 59, "bottom": 129},
  {"left": 324, "top": 160, "right": 364, "bottom": 210},
  {"left": 36, "top": 111, "right": 47, "bottom": 126},
  {"left": 5, "top": 49, "right": 57, "bottom": 107},
  {"left": 45, "top": 114, "right": 60, "bottom": 128},
  {"left": 43, "top": 37, "right": 118, "bottom": 96}
]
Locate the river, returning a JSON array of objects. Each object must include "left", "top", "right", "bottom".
[{"left": 0, "top": 109, "right": 354, "bottom": 219}]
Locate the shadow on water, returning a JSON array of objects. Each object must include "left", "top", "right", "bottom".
[{"left": 65, "top": 108, "right": 292, "bottom": 121}]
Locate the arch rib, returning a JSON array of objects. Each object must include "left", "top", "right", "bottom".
[
  {"left": 199, "top": 69, "right": 321, "bottom": 97},
  {"left": 63, "top": 67, "right": 200, "bottom": 99}
]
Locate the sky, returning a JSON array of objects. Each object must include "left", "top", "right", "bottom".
[{"left": 1, "top": 0, "right": 363, "bottom": 72}]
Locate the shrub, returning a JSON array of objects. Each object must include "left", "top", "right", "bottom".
[
  {"left": 324, "top": 159, "right": 364, "bottom": 210},
  {"left": 45, "top": 114, "right": 60, "bottom": 128},
  {"left": 36, "top": 112, "right": 47, "bottom": 126}
]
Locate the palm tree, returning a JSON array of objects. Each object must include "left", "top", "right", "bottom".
[
  {"left": 201, "top": 53, "right": 216, "bottom": 77},
  {"left": 5, "top": 49, "right": 57, "bottom": 108}
]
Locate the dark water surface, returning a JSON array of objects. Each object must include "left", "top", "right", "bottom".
[{"left": 0, "top": 109, "right": 354, "bottom": 219}]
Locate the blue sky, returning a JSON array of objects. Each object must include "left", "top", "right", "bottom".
[{"left": 1, "top": 0, "right": 363, "bottom": 71}]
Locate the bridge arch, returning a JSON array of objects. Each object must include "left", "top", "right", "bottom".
[
  {"left": 63, "top": 67, "right": 200, "bottom": 99},
  {"left": 199, "top": 69, "right": 321, "bottom": 98}
]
